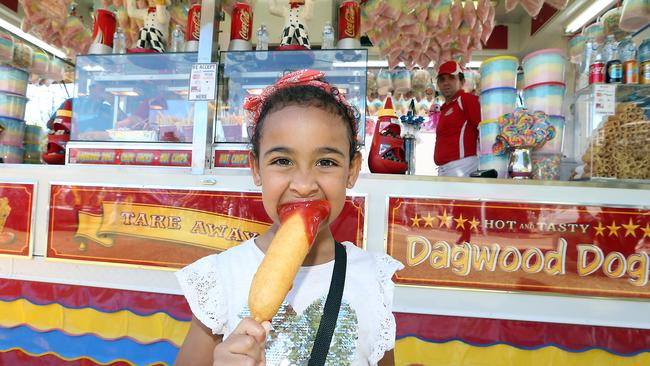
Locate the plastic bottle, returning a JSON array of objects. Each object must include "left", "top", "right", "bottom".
[
  {"left": 321, "top": 21, "right": 335, "bottom": 49},
  {"left": 619, "top": 36, "right": 638, "bottom": 84},
  {"left": 589, "top": 43, "right": 605, "bottom": 84},
  {"left": 639, "top": 38, "right": 650, "bottom": 84},
  {"left": 605, "top": 36, "right": 622, "bottom": 84},
  {"left": 256, "top": 24, "right": 269, "bottom": 50},
  {"left": 170, "top": 25, "right": 185, "bottom": 52},
  {"left": 112, "top": 27, "right": 126, "bottom": 54}
]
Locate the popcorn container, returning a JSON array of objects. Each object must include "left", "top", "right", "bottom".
[
  {"left": 523, "top": 82, "right": 566, "bottom": 116},
  {"left": 522, "top": 48, "right": 566, "bottom": 87},
  {"left": 479, "top": 87, "right": 517, "bottom": 120},
  {"left": 480, "top": 56, "right": 519, "bottom": 90},
  {"left": 88, "top": 9, "right": 117, "bottom": 54}
]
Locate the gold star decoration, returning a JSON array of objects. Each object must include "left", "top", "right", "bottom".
[
  {"left": 468, "top": 216, "right": 480, "bottom": 231},
  {"left": 454, "top": 213, "right": 468, "bottom": 230},
  {"left": 621, "top": 218, "right": 640, "bottom": 238},
  {"left": 410, "top": 213, "right": 422, "bottom": 227},
  {"left": 593, "top": 222, "right": 606, "bottom": 237},
  {"left": 607, "top": 221, "right": 621, "bottom": 237},
  {"left": 641, "top": 223, "right": 650, "bottom": 239},
  {"left": 437, "top": 209, "right": 453, "bottom": 228},
  {"left": 423, "top": 212, "right": 435, "bottom": 228}
]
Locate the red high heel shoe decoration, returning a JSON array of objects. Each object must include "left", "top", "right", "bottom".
[{"left": 368, "top": 97, "right": 408, "bottom": 174}]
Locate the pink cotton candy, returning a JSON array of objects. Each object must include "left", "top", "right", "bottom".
[
  {"left": 505, "top": 0, "right": 519, "bottom": 13},
  {"left": 471, "top": 21, "right": 483, "bottom": 44},
  {"left": 450, "top": 0, "right": 463, "bottom": 29},
  {"left": 545, "top": 0, "right": 569, "bottom": 9},
  {"left": 520, "top": 0, "right": 545, "bottom": 18},
  {"left": 463, "top": 0, "right": 477, "bottom": 29},
  {"left": 477, "top": 0, "right": 490, "bottom": 22}
]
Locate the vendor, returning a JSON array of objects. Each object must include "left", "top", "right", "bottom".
[{"left": 434, "top": 61, "right": 481, "bottom": 177}]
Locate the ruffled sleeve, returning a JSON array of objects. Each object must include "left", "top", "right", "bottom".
[
  {"left": 368, "top": 253, "right": 404, "bottom": 365},
  {"left": 175, "top": 254, "right": 229, "bottom": 335}
]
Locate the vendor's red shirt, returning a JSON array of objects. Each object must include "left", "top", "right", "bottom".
[{"left": 434, "top": 90, "right": 481, "bottom": 166}]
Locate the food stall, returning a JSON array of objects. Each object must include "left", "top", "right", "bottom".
[{"left": 1, "top": 0, "right": 650, "bottom": 365}]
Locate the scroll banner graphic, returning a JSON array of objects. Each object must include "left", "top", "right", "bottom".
[
  {"left": 387, "top": 197, "right": 650, "bottom": 299},
  {"left": 0, "top": 183, "right": 34, "bottom": 257},
  {"left": 48, "top": 185, "right": 365, "bottom": 268},
  {"left": 75, "top": 202, "right": 268, "bottom": 251}
]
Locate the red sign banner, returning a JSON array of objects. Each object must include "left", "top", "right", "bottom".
[
  {"left": 0, "top": 183, "right": 34, "bottom": 257},
  {"left": 68, "top": 148, "right": 192, "bottom": 167},
  {"left": 387, "top": 197, "right": 650, "bottom": 299},
  {"left": 48, "top": 185, "right": 365, "bottom": 268},
  {"left": 214, "top": 149, "right": 250, "bottom": 168}
]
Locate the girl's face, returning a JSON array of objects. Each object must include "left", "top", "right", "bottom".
[{"left": 251, "top": 105, "right": 361, "bottom": 227}]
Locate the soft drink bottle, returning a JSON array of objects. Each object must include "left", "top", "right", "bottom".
[
  {"left": 639, "top": 38, "right": 650, "bottom": 84},
  {"left": 589, "top": 44, "right": 605, "bottom": 84},
  {"left": 619, "top": 35, "right": 638, "bottom": 84}
]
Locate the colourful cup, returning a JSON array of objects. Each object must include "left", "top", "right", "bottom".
[
  {"left": 480, "top": 56, "right": 519, "bottom": 90},
  {"left": 0, "top": 116, "right": 25, "bottom": 147},
  {"left": 0, "top": 144, "right": 24, "bottom": 164},
  {"left": 0, "top": 66, "right": 29, "bottom": 96},
  {"left": 532, "top": 153, "right": 561, "bottom": 180},
  {"left": 24, "top": 124, "right": 42, "bottom": 145},
  {"left": 619, "top": 0, "right": 650, "bottom": 32},
  {"left": 23, "top": 143, "right": 42, "bottom": 164},
  {"left": 523, "top": 48, "right": 566, "bottom": 87},
  {"left": 479, "top": 87, "right": 517, "bottom": 120},
  {"left": 0, "top": 31, "right": 14, "bottom": 63},
  {"left": 536, "top": 115, "right": 565, "bottom": 154},
  {"left": 0, "top": 92, "right": 28, "bottom": 120},
  {"left": 523, "top": 82, "right": 566, "bottom": 116},
  {"left": 392, "top": 68, "right": 412, "bottom": 94},
  {"left": 568, "top": 33, "right": 585, "bottom": 64},
  {"left": 479, "top": 153, "right": 509, "bottom": 179},
  {"left": 584, "top": 22, "right": 604, "bottom": 44},
  {"left": 31, "top": 51, "right": 50, "bottom": 76},
  {"left": 478, "top": 119, "right": 499, "bottom": 155}
]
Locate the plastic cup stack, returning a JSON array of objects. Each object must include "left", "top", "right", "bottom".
[{"left": 0, "top": 63, "right": 30, "bottom": 164}]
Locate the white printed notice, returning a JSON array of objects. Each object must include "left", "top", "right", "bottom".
[
  {"left": 594, "top": 84, "right": 616, "bottom": 115},
  {"left": 189, "top": 63, "right": 218, "bottom": 101}
]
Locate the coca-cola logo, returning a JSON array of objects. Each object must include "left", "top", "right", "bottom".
[
  {"left": 239, "top": 10, "right": 251, "bottom": 40},
  {"left": 191, "top": 11, "right": 201, "bottom": 40},
  {"left": 344, "top": 6, "right": 356, "bottom": 38},
  {"left": 590, "top": 64, "right": 604, "bottom": 74}
]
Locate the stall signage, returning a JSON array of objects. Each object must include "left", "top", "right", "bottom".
[
  {"left": 68, "top": 148, "right": 192, "bottom": 167},
  {"left": 48, "top": 185, "right": 365, "bottom": 268},
  {"left": 387, "top": 197, "right": 650, "bottom": 299},
  {"left": 214, "top": 149, "right": 250, "bottom": 168},
  {"left": 0, "top": 183, "right": 34, "bottom": 257},
  {"left": 189, "top": 63, "right": 217, "bottom": 101},
  {"left": 594, "top": 84, "right": 616, "bottom": 115}
]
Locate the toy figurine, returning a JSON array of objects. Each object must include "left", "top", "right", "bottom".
[
  {"left": 126, "top": 0, "right": 170, "bottom": 52},
  {"left": 270, "top": 0, "right": 314, "bottom": 50}
]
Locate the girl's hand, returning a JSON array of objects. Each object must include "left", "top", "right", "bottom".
[{"left": 213, "top": 318, "right": 271, "bottom": 366}]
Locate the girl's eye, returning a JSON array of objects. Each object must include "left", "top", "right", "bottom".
[
  {"left": 271, "top": 158, "right": 292, "bottom": 166},
  {"left": 316, "top": 159, "right": 338, "bottom": 167}
]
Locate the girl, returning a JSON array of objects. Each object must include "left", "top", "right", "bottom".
[{"left": 174, "top": 70, "right": 403, "bottom": 366}]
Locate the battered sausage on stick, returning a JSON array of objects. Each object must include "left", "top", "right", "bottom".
[{"left": 248, "top": 200, "right": 331, "bottom": 322}]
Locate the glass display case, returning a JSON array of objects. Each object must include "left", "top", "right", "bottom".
[
  {"left": 216, "top": 49, "right": 368, "bottom": 144},
  {"left": 70, "top": 53, "right": 197, "bottom": 143},
  {"left": 573, "top": 84, "right": 650, "bottom": 180}
]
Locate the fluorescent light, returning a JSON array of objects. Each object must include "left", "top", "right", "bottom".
[
  {"left": 0, "top": 17, "right": 67, "bottom": 59},
  {"left": 465, "top": 61, "right": 482, "bottom": 68},
  {"left": 565, "top": 0, "right": 617, "bottom": 33}
]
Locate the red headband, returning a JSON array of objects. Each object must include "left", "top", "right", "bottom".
[{"left": 243, "top": 69, "right": 355, "bottom": 128}]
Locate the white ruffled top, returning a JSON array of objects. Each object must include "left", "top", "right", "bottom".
[{"left": 176, "top": 239, "right": 404, "bottom": 366}]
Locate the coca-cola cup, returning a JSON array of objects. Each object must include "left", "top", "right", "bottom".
[
  {"left": 185, "top": 4, "right": 201, "bottom": 52},
  {"left": 337, "top": 1, "right": 360, "bottom": 49},
  {"left": 229, "top": 2, "right": 253, "bottom": 51},
  {"left": 88, "top": 9, "right": 117, "bottom": 54}
]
